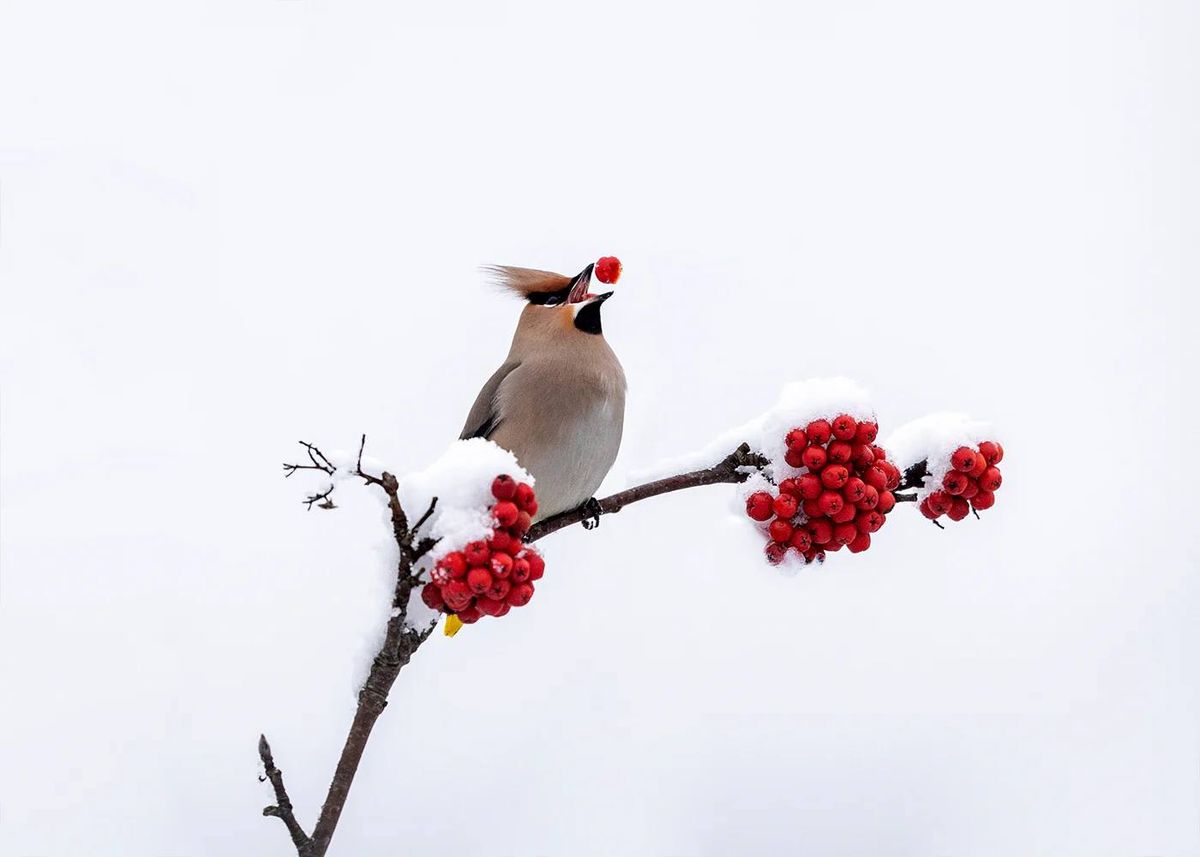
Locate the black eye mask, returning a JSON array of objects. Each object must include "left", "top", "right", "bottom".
[{"left": 526, "top": 287, "right": 572, "bottom": 306}]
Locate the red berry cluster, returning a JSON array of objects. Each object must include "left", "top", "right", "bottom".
[
  {"left": 420, "top": 474, "right": 545, "bottom": 624},
  {"left": 919, "top": 441, "right": 1005, "bottom": 523},
  {"left": 745, "top": 415, "right": 902, "bottom": 565}
]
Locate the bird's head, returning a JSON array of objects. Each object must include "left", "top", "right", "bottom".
[{"left": 486, "top": 263, "right": 616, "bottom": 337}]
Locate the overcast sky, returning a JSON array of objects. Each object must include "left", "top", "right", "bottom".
[{"left": 2, "top": 2, "right": 1199, "bottom": 855}]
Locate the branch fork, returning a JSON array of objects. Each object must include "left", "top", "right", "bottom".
[{"left": 264, "top": 436, "right": 770, "bottom": 855}]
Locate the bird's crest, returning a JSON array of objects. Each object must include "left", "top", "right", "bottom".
[{"left": 483, "top": 265, "right": 573, "bottom": 304}]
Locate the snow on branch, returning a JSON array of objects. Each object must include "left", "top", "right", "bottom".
[{"left": 261, "top": 385, "right": 1005, "bottom": 855}]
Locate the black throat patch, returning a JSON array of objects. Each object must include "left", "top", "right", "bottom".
[{"left": 574, "top": 301, "right": 603, "bottom": 335}]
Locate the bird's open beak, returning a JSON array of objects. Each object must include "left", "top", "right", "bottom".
[{"left": 567, "top": 263, "right": 595, "bottom": 304}]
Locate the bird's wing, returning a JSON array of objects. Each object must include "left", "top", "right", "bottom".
[{"left": 459, "top": 360, "right": 520, "bottom": 440}]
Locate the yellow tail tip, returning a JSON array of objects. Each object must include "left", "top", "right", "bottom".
[{"left": 444, "top": 615, "right": 464, "bottom": 637}]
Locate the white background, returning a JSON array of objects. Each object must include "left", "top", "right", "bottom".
[{"left": 2, "top": 2, "right": 1198, "bottom": 855}]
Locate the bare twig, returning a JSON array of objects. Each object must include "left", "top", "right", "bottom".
[
  {"left": 284, "top": 442, "right": 338, "bottom": 507},
  {"left": 259, "top": 734, "right": 310, "bottom": 851},
  {"left": 407, "top": 498, "right": 438, "bottom": 545},
  {"left": 302, "top": 485, "right": 336, "bottom": 511},
  {"left": 526, "top": 442, "right": 768, "bottom": 542}
]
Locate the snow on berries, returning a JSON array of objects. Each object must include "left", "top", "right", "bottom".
[
  {"left": 594, "top": 255, "right": 622, "bottom": 285},
  {"left": 746, "top": 410, "right": 901, "bottom": 567},
  {"left": 884, "top": 413, "right": 1006, "bottom": 526},
  {"left": 422, "top": 472, "right": 544, "bottom": 625},
  {"left": 390, "top": 437, "right": 543, "bottom": 635},
  {"left": 917, "top": 440, "right": 1005, "bottom": 523}
]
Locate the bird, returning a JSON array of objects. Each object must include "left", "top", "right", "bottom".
[{"left": 460, "top": 262, "right": 626, "bottom": 523}]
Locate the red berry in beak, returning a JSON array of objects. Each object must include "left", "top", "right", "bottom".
[
  {"left": 595, "top": 256, "right": 622, "bottom": 284},
  {"left": 831, "top": 414, "right": 858, "bottom": 441}
]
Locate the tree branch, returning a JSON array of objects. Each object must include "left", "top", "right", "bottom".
[
  {"left": 258, "top": 734, "right": 310, "bottom": 850},
  {"left": 526, "top": 442, "right": 769, "bottom": 542},
  {"left": 265, "top": 439, "right": 437, "bottom": 857},
  {"left": 265, "top": 435, "right": 927, "bottom": 856}
]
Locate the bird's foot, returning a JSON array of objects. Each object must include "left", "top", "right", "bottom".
[{"left": 581, "top": 497, "right": 603, "bottom": 530}]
